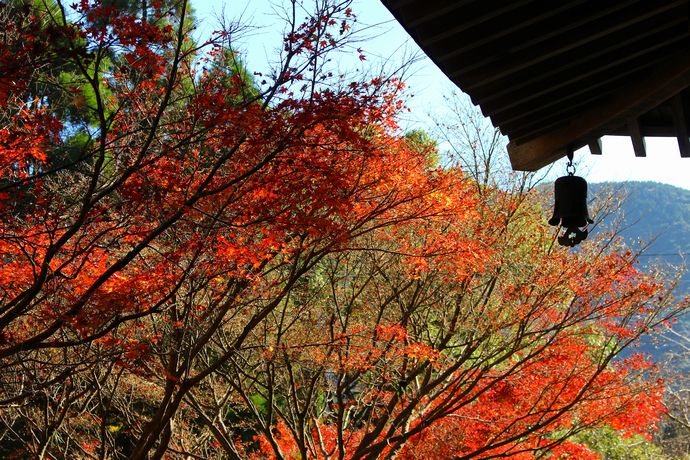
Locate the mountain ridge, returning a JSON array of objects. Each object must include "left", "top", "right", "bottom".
[
  {"left": 583, "top": 181, "right": 690, "bottom": 361},
  {"left": 589, "top": 181, "right": 690, "bottom": 261}
]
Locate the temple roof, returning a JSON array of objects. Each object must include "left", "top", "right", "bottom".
[{"left": 381, "top": 0, "right": 690, "bottom": 170}]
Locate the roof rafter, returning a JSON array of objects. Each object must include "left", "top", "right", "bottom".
[{"left": 382, "top": 0, "right": 690, "bottom": 170}]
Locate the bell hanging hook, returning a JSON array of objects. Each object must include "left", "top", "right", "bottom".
[{"left": 566, "top": 150, "right": 576, "bottom": 176}]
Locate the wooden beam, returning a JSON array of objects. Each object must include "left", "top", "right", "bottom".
[
  {"left": 479, "top": 31, "right": 684, "bottom": 119},
  {"left": 428, "top": 0, "right": 587, "bottom": 51},
  {"left": 607, "top": 123, "right": 678, "bottom": 137},
  {"left": 495, "top": 57, "right": 657, "bottom": 127},
  {"left": 588, "top": 138, "right": 602, "bottom": 155},
  {"left": 411, "top": 0, "right": 530, "bottom": 29},
  {"left": 508, "top": 49, "right": 690, "bottom": 171},
  {"left": 472, "top": 19, "right": 683, "bottom": 105},
  {"left": 381, "top": 0, "right": 427, "bottom": 10},
  {"left": 454, "top": 0, "right": 685, "bottom": 89},
  {"left": 671, "top": 94, "right": 690, "bottom": 157},
  {"left": 406, "top": 0, "right": 477, "bottom": 28},
  {"left": 628, "top": 117, "right": 647, "bottom": 157}
]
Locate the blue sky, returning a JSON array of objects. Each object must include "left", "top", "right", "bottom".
[{"left": 192, "top": 0, "right": 690, "bottom": 191}]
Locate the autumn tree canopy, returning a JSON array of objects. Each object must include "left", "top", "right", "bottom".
[{"left": 0, "top": 0, "right": 684, "bottom": 458}]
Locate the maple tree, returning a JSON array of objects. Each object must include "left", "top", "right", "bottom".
[{"left": 0, "top": 0, "right": 685, "bottom": 458}]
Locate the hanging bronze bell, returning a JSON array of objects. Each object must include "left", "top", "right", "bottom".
[{"left": 548, "top": 175, "right": 594, "bottom": 247}]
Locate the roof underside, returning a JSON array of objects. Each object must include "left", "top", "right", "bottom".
[{"left": 381, "top": 0, "right": 690, "bottom": 170}]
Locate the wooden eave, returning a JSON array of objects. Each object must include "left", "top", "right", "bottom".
[{"left": 381, "top": 0, "right": 690, "bottom": 170}]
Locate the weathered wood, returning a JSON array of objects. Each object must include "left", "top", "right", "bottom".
[
  {"left": 507, "top": 50, "right": 690, "bottom": 170},
  {"left": 382, "top": 0, "right": 690, "bottom": 171},
  {"left": 406, "top": 0, "right": 498, "bottom": 29},
  {"left": 628, "top": 117, "right": 647, "bottom": 157},
  {"left": 473, "top": 20, "right": 683, "bottom": 105},
  {"left": 480, "top": 29, "right": 684, "bottom": 119},
  {"left": 497, "top": 58, "right": 657, "bottom": 128},
  {"left": 588, "top": 138, "right": 602, "bottom": 156},
  {"left": 671, "top": 94, "right": 690, "bottom": 157},
  {"left": 453, "top": 0, "right": 685, "bottom": 89},
  {"left": 429, "top": 0, "right": 587, "bottom": 55}
]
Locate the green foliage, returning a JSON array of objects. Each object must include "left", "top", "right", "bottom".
[
  {"left": 209, "top": 49, "right": 260, "bottom": 105},
  {"left": 404, "top": 129, "right": 439, "bottom": 168},
  {"left": 591, "top": 181, "right": 690, "bottom": 353},
  {"left": 571, "top": 426, "right": 669, "bottom": 460}
]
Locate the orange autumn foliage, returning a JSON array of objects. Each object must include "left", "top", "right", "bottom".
[{"left": 0, "top": 1, "right": 683, "bottom": 459}]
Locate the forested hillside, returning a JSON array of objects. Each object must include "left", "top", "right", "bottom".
[
  {"left": 592, "top": 182, "right": 690, "bottom": 457},
  {"left": 590, "top": 182, "right": 690, "bottom": 358},
  {"left": 592, "top": 182, "right": 690, "bottom": 267}
]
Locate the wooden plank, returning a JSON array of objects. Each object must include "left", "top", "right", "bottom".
[
  {"left": 628, "top": 117, "right": 647, "bottom": 157},
  {"left": 471, "top": 19, "right": 683, "bottom": 104},
  {"left": 423, "top": 0, "right": 586, "bottom": 49},
  {"left": 407, "top": 0, "right": 501, "bottom": 29},
  {"left": 588, "top": 138, "right": 603, "bottom": 156},
  {"left": 671, "top": 94, "right": 690, "bottom": 157},
  {"left": 477, "top": 28, "right": 684, "bottom": 115},
  {"left": 607, "top": 124, "right": 676, "bottom": 137},
  {"left": 494, "top": 56, "right": 661, "bottom": 128},
  {"left": 507, "top": 96, "right": 603, "bottom": 143},
  {"left": 451, "top": 0, "right": 686, "bottom": 89},
  {"left": 507, "top": 49, "right": 690, "bottom": 171}
]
